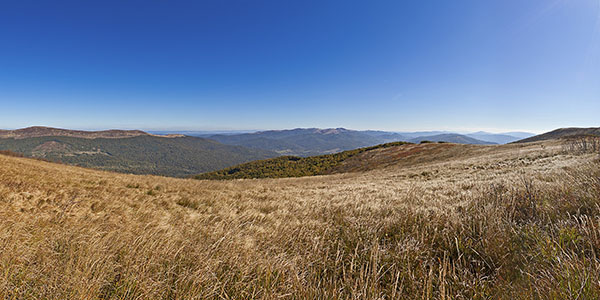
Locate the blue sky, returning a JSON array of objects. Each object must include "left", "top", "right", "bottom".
[{"left": 1, "top": 0, "right": 599, "bottom": 133}]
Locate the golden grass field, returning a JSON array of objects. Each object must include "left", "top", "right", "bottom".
[{"left": 1, "top": 140, "right": 599, "bottom": 299}]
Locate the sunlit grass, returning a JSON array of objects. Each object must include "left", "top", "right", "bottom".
[{"left": 0, "top": 140, "right": 598, "bottom": 298}]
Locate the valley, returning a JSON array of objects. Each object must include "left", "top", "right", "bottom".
[{"left": 0, "top": 129, "right": 277, "bottom": 177}]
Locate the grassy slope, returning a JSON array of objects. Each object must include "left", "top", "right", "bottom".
[
  {"left": 194, "top": 141, "right": 412, "bottom": 180},
  {"left": 515, "top": 127, "right": 600, "bottom": 143},
  {"left": 0, "top": 135, "right": 277, "bottom": 177},
  {"left": 1, "top": 140, "right": 600, "bottom": 298}
]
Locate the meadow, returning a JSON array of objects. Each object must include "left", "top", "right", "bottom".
[{"left": 1, "top": 139, "right": 599, "bottom": 299}]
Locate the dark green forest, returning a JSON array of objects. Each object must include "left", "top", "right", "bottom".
[{"left": 0, "top": 136, "right": 277, "bottom": 177}]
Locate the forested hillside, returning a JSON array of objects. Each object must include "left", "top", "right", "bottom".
[
  {"left": 0, "top": 135, "right": 277, "bottom": 177},
  {"left": 195, "top": 141, "right": 413, "bottom": 180}
]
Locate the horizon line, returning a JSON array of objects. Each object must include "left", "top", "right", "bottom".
[{"left": 0, "top": 124, "right": 553, "bottom": 135}]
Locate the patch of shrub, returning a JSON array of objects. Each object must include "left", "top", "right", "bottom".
[{"left": 195, "top": 141, "right": 412, "bottom": 180}]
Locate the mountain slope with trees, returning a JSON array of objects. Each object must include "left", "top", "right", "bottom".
[
  {"left": 0, "top": 134, "right": 277, "bottom": 177},
  {"left": 207, "top": 128, "right": 513, "bottom": 156},
  {"left": 194, "top": 141, "right": 412, "bottom": 180},
  {"left": 209, "top": 128, "right": 386, "bottom": 156}
]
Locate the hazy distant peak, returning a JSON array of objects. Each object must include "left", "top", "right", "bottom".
[
  {"left": 409, "top": 134, "right": 496, "bottom": 145},
  {"left": 251, "top": 127, "right": 354, "bottom": 135},
  {"left": 314, "top": 128, "right": 351, "bottom": 134}
]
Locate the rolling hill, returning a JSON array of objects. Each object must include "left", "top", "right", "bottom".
[
  {"left": 515, "top": 127, "right": 600, "bottom": 143},
  {"left": 0, "top": 126, "right": 163, "bottom": 139},
  {"left": 195, "top": 141, "right": 413, "bottom": 180},
  {"left": 2, "top": 138, "right": 599, "bottom": 298},
  {"left": 0, "top": 127, "right": 277, "bottom": 177},
  {"left": 194, "top": 140, "right": 512, "bottom": 180},
  {"left": 397, "top": 131, "right": 533, "bottom": 144}
]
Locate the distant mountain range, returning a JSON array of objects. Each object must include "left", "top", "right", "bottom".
[
  {"left": 408, "top": 134, "right": 496, "bottom": 145},
  {"left": 0, "top": 126, "right": 539, "bottom": 177},
  {"left": 464, "top": 132, "right": 525, "bottom": 144},
  {"left": 209, "top": 128, "right": 386, "bottom": 156},
  {"left": 149, "top": 130, "right": 257, "bottom": 137},
  {"left": 208, "top": 128, "right": 533, "bottom": 156},
  {"left": 514, "top": 127, "right": 600, "bottom": 143},
  {"left": 198, "top": 127, "right": 600, "bottom": 180}
]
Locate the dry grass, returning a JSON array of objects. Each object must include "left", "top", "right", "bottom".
[{"left": 1, "top": 140, "right": 599, "bottom": 299}]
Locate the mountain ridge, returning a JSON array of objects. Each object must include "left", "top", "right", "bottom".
[
  {"left": 208, "top": 127, "right": 506, "bottom": 156},
  {"left": 514, "top": 127, "right": 600, "bottom": 143},
  {"left": 209, "top": 128, "right": 384, "bottom": 156},
  {"left": 0, "top": 126, "right": 183, "bottom": 139},
  {"left": 0, "top": 133, "right": 277, "bottom": 177},
  {"left": 408, "top": 134, "right": 496, "bottom": 145}
]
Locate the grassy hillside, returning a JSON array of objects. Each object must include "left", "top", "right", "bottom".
[
  {"left": 0, "top": 135, "right": 277, "bottom": 177},
  {"left": 516, "top": 127, "right": 600, "bottom": 143},
  {"left": 1, "top": 140, "right": 599, "bottom": 298},
  {"left": 194, "top": 141, "right": 498, "bottom": 180},
  {"left": 194, "top": 141, "right": 412, "bottom": 180}
]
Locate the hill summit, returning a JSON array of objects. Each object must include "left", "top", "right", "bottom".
[
  {"left": 0, "top": 126, "right": 158, "bottom": 139},
  {"left": 515, "top": 127, "right": 600, "bottom": 143}
]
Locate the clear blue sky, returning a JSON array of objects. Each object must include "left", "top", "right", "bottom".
[{"left": 1, "top": 0, "right": 599, "bottom": 133}]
